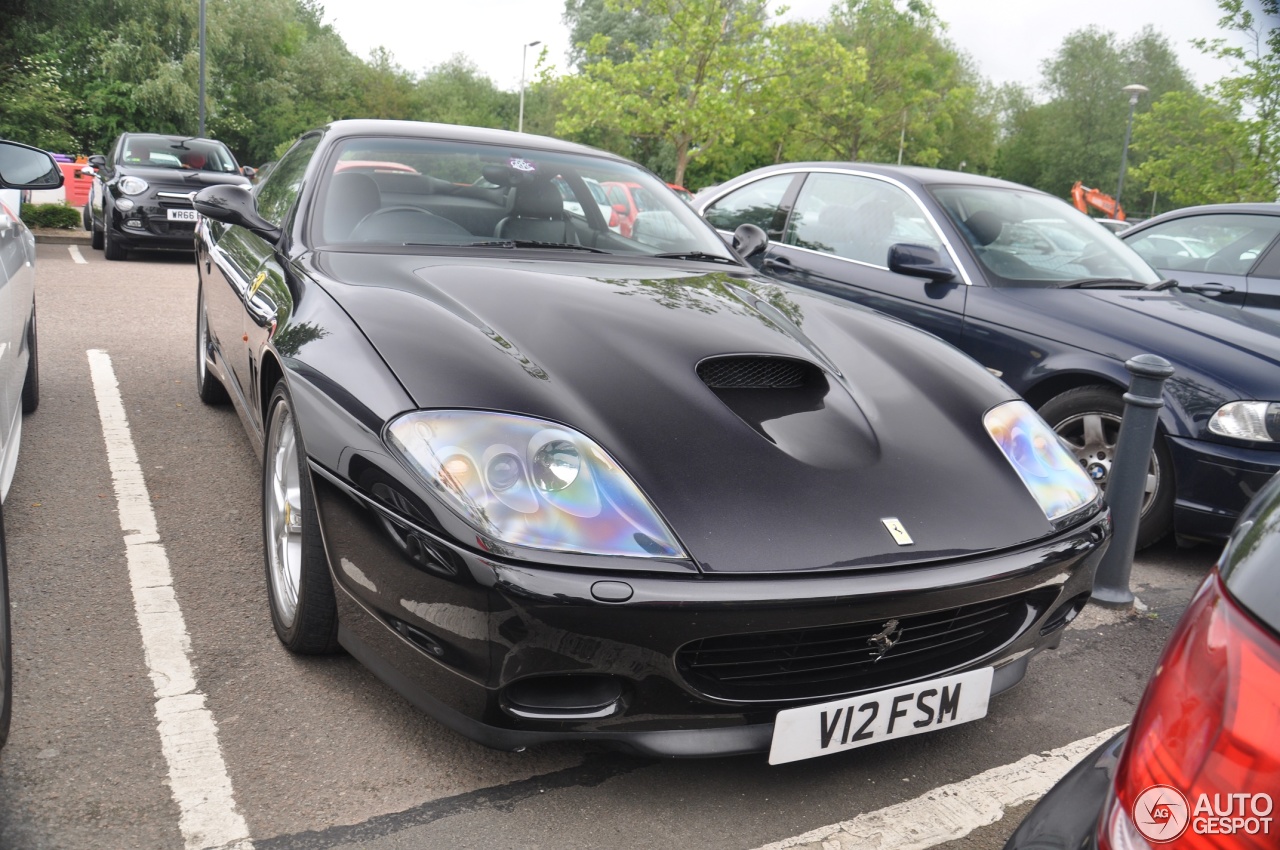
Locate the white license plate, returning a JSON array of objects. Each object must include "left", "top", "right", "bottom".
[
  {"left": 167, "top": 208, "right": 197, "bottom": 222},
  {"left": 768, "top": 667, "right": 993, "bottom": 764}
]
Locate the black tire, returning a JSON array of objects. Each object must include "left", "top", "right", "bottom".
[
  {"left": 90, "top": 207, "right": 104, "bottom": 250},
  {"left": 20, "top": 306, "right": 38, "bottom": 415},
  {"left": 103, "top": 221, "right": 126, "bottom": 261},
  {"left": 1038, "top": 385, "right": 1174, "bottom": 550},
  {"left": 82, "top": 202, "right": 92, "bottom": 231},
  {"left": 0, "top": 500, "right": 13, "bottom": 749},
  {"left": 262, "top": 381, "right": 339, "bottom": 654},
  {"left": 195, "top": 285, "right": 229, "bottom": 405}
]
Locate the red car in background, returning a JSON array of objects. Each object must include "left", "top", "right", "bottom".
[
  {"left": 667, "top": 183, "right": 694, "bottom": 202},
  {"left": 601, "top": 180, "right": 662, "bottom": 238}
]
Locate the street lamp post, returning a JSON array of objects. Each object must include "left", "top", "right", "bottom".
[
  {"left": 518, "top": 40, "right": 541, "bottom": 134},
  {"left": 1115, "top": 83, "right": 1149, "bottom": 213}
]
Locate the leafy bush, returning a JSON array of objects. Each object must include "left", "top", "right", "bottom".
[{"left": 21, "top": 203, "right": 82, "bottom": 230}]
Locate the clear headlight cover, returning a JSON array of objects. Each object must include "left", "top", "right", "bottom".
[
  {"left": 385, "top": 410, "right": 685, "bottom": 558},
  {"left": 984, "top": 400, "right": 1100, "bottom": 522},
  {"left": 1208, "top": 401, "right": 1280, "bottom": 442},
  {"left": 117, "top": 176, "right": 148, "bottom": 196}
]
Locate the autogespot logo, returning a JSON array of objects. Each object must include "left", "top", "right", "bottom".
[{"left": 1133, "top": 785, "right": 1190, "bottom": 843}]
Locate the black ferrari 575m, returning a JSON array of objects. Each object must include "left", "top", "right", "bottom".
[{"left": 192, "top": 120, "right": 1110, "bottom": 762}]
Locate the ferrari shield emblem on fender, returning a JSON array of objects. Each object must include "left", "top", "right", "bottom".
[{"left": 881, "top": 517, "right": 913, "bottom": 546}]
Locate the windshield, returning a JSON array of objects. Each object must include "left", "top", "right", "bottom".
[
  {"left": 122, "top": 136, "right": 240, "bottom": 174},
  {"left": 313, "top": 137, "right": 735, "bottom": 260},
  {"left": 931, "top": 185, "right": 1160, "bottom": 287}
]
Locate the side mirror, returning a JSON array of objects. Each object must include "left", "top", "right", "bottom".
[
  {"left": 0, "top": 141, "right": 64, "bottom": 190},
  {"left": 731, "top": 223, "right": 768, "bottom": 260},
  {"left": 612, "top": 202, "right": 628, "bottom": 216},
  {"left": 887, "top": 243, "right": 957, "bottom": 283},
  {"left": 241, "top": 165, "right": 257, "bottom": 179},
  {"left": 79, "top": 165, "right": 96, "bottom": 176},
  {"left": 87, "top": 155, "right": 107, "bottom": 169},
  {"left": 193, "top": 184, "right": 281, "bottom": 242}
]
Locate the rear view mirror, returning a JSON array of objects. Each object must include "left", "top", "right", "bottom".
[
  {"left": 888, "top": 243, "right": 957, "bottom": 283},
  {"left": 0, "top": 141, "right": 63, "bottom": 190}
]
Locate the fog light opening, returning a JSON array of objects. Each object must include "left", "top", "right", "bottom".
[
  {"left": 1040, "top": 592, "right": 1090, "bottom": 635},
  {"left": 503, "top": 675, "right": 624, "bottom": 720}
]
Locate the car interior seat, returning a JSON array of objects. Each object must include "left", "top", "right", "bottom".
[
  {"left": 963, "top": 209, "right": 1006, "bottom": 247},
  {"left": 495, "top": 179, "right": 570, "bottom": 243},
  {"left": 324, "top": 172, "right": 382, "bottom": 242}
]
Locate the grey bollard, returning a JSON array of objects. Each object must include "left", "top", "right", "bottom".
[{"left": 1091, "top": 354, "right": 1175, "bottom": 607}]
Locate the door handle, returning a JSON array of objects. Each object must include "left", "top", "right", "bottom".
[
  {"left": 762, "top": 256, "right": 794, "bottom": 272},
  {"left": 1190, "top": 281, "right": 1236, "bottom": 296}
]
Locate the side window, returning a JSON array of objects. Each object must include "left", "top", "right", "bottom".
[
  {"left": 254, "top": 134, "right": 321, "bottom": 227},
  {"left": 702, "top": 174, "right": 793, "bottom": 232},
  {"left": 1128, "top": 214, "right": 1280, "bottom": 275},
  {"left": 785, "top": 172, "right": 941, "bottom": 267}
]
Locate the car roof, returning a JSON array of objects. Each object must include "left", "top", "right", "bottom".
[
  {"left": 725, "top": 161, "right": 1048, "bottom": 194},
  {"left": 1119, "top": 202, "right": 1280, "bottom": 235},
  {"left": 123, "top": 132, "right": 229, "bottom": 147},
  {"left": 320, "top": 119, "right": 632, "bottom": 164}
]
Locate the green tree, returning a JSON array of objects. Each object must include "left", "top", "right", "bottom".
[
  {"left": 556, "top": 0, "right": 778, "bottom": 186},
  {"left": 995, "top": 25, "right": 1194, "bottom": 207},
  {"left": 815, "top": 0, "right": 993, "bottom": 169},
  {"left": 1131, "top": 0, "right": 1279, "bottom": 204}
]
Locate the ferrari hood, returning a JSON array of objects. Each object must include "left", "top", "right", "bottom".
[{"left": 312, "top": 253, "right": 1080, "bottom": 573}]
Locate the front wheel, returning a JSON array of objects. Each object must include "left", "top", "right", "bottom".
[
  {"left": 1038, "top": 385, "right": 1174, "bottom": 549},
  {"left": 103, "top": 209, "right": 126, "bottom": 261},
  {"left": 21, "top": 306, "right": 38, "bottom": 415},
  {"left": 262, "top": 381, "right": 339, "bottom": 654},
  {"left": 195, "top": 285, "right": 228, "bottom": 405}
]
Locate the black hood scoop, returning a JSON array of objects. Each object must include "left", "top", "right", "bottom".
[
  {"left": 697, "top": 356, "right": 878, "bottom": 470},
  {"left": 696, "top": 356, "right": 816, "bottom": 389}
]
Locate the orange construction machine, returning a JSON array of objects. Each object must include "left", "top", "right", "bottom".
[{"left": 1071, "top": 181, "right": 1125, "bottom": 221}]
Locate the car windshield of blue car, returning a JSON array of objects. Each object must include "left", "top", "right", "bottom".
[
  {"left": 313, "top": 136, "right": 735, "bottom": 261},
  {"left": 931, "top": 185, "right": 1161, "bottom": 288},
  {"left": 122, "top": 136, "right": 240, "bottom": 174}
]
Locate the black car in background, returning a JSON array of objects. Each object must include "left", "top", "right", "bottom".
[
  {"left": 1120, "top": 203, "right": 1280, "bottom": 320},
  {"left": 1004, "top": 469, "right": 1280, "bottom": 850},
  {"left": 695, "top": 164, "right": 1280, "bottom": 549},
  {"left": 189, "top": 120, "right": 1111, "bottom": 760},
  {"left": 85, "top": 132, "right": 252, "bottom": 260}
]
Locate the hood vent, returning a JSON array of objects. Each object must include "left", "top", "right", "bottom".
[{"left": 697, "top": 356, "right": 818, "bottom": 390}]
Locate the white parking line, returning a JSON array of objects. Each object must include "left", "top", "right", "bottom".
[
  {"left": 754, "top": 725, "right": 1126, "bottom": 850},
  {"left": 87, "top": 350, "right": 254, "bottom": 850},
  {"left": 68, "top": 245, "right": 87, "bottom": 264}
]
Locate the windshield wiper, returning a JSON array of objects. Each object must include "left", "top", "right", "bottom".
[
  {"left": 458, "top": 240, "right": 609, "bottom": 253},
  {"left": 1142, "top": 278, "right": 1179, "bottom": 291},
  {"left": 1054, "top": 277, "right": 1151, "bottom": 290},
  {"left": 651, "top": 251, "right": 742, "bottom": 265}
]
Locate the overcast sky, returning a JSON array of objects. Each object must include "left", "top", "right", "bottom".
[{"left": 318, "top": 0, "right": 1261, "bottom": 94}]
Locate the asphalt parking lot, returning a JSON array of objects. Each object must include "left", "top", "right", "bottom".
[{"left": 0, "top": 242, "right": 1216, "bottom": 849}]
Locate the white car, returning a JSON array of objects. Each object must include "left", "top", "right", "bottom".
[{"left": 0, "top": 139, "right": 63, "bottom": 747}]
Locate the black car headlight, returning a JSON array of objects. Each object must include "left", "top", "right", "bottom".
[
  {"left": 117, "top": 176, "right": 148, "bottom": 196},
  {"left": 385, "top": 410, "right": 685, "bottom": 558},
  {"left": 984, "top": 400, "right": 1100, "bottom": 521},
  {"left": 1208, "top": 401, "right": 1280, "bottom": 442}
]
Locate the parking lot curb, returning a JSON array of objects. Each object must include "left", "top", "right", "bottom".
[{"left": 32, "top": 228, "right": 92, "bottom": 245}]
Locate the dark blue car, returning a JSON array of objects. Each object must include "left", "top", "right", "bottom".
[{"left": 695, "top": 164, "right": 1280, "bottom": 548}]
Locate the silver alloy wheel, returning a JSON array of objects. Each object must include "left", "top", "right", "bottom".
[
  {"left": 1054, "top": 410, "right": 1160, "bottom": 515},
  {"left": 266, "top": 403, "right": 304, "bottom": 628}
]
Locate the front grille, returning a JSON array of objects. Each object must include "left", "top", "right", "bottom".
[
  {"left": 697, "top": 357, "right": 813, "bottom": 389},
  {"left": 676, "top": 589, "right": 1055, "bottom": 703}
]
